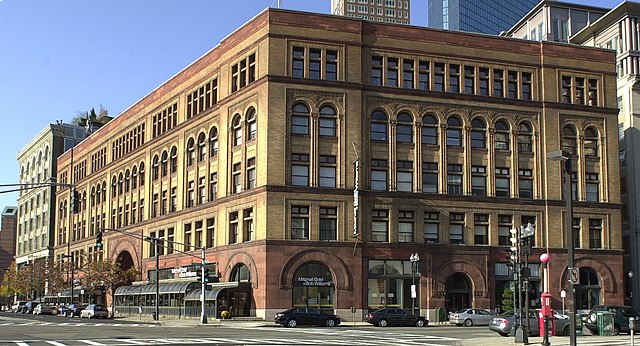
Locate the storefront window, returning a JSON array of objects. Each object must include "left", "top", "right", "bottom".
[
  {"left": 292, "top": 262, "right": 334, "bottom": 312},
  {"left": 367, "top": 259, "right": 416, "bottom": 311}
]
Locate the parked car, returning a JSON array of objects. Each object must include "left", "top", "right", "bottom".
[
  {"left": 274, "top": 307, "right": 341, "bottom": 328},
  {"left": 58, "top": 304, "right": 86, "bottom": 317},
  {"left": 33, "top": 304, "right": 57, "bottom": 315},
  {"left": 11, "top": 301, "right": 27, "bottom": 313},
  {"left": 20, "top": 301, "right": 36, "bottom": 314},
  {"left": 489, "top": 310, "right": 571, "bottom": 337},
  {"left": 584, "top": 305, "right": 640, "bottom": 335},
  {"left": 80, "top": 304, "right": 109, "bottom": 319},
  {"left": 364, "top": 308, "right": 428, "bottom": 327},
  {"left": 449, "top": 308, "right": 495, "bottom": 326}
]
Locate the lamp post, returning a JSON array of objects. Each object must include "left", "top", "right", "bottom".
[
  {"left": 410, "top": 253, "right": 420, "bottom": 316},
  {"left": 540, "top": 253, "right": 551, "bottom": 346},
  {"left": 547, "top": 150, "right": 576, "bottom": 346}
]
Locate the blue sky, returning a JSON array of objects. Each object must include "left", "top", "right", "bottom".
[{"left": 0, "top": 0, "right": 622, "bottom": 210}]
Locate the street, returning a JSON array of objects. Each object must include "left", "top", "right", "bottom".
[{"left": 2, "top": 312, "right": 640, "bottom": 346}]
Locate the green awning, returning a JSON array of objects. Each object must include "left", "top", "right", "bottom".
[
  {"left": 184, "top": 282, "right": 240, "bottom": 301},
  {"left": 114, "top": 281, "right": 197, "bottom": 296}
]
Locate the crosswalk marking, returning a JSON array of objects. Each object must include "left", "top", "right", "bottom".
[
  {"left": 46, "top": 341, "right": 68, "bottom": 346},
  {"left": 78, "top": 341, "right": 105, "bottom": 345}
]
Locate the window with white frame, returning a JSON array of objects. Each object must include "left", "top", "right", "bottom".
[{"left": 398, "top": 210, "right": 414, "bottom": 243}]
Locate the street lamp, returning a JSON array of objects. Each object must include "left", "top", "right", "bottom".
[
  {"left": 547, "top": 149, "right": 576, "bottom": 346},
  {"left": 410, "top": 253, "right": 420, "bottom": 316}
]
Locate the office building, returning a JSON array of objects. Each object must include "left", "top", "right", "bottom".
[
  {"left": 429, "top": 0, "right": 539, "bottom": 34},
  {"left": 332, "top": 0, "right": 410, "bottom": 24}
]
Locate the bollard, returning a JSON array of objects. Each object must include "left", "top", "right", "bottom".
[
  {"left": 542, "top": 315, "right": 550, "bottom": 346},
  {"left": 630, "top": 317, "right": 636, "bottom": 346}
]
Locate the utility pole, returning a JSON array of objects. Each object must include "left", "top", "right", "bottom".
[{"left": 201, "top": 247, "right": 207, "bottom": 324}]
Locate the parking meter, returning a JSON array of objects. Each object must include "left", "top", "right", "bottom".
[{"left": 630, "top": 317, "right": 636, "bottom": 346}]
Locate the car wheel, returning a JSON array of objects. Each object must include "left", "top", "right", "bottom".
[
  {"left": 563, "top": 325, "right": 570, "bottom": 336},
  {"left": 415, "top": 319, "right": 425, "bottom": 327},
  {"left": 325, "top": 318, "right": 337, "bottom": 327},
  {"left": 378, "top": 319, "right": 388, "bottom": 327},
  {"left": 498, "top": 332, "right": 509, "bottom": 337},
  {"left": 287, "top": 319, "right": 297, "bottom": 328},
  {"left": 614, "top": 324, "right": 621, "bottom": 336},
  {"left": 463, "top": 319, "right": 473, "bottom": 327}
]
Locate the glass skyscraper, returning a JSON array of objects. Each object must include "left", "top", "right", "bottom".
[{"left": 428, "top": 0, "right": 539, "bottom": 35}]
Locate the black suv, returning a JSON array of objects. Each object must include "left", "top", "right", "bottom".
[{"left": 584, "top": 305, "right": 640, "bottom": 335}]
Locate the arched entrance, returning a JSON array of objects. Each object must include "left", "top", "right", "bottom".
[
  {"left": 218, "top": 263, "right": 253, "bottom": 318},
  {"left": 292, "top": 262, "right": 334, "bottom": 312},
  {"left": 445, "top": 273, "right": 471, "bottom": 313},
  {"left": 576, "top": 267, "right": 600, "bottom": 310},
  {"left": 115, "top": 250, "right": 134, "bottom": 271}
]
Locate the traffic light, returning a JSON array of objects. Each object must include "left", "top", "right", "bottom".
[
  {"left": 71, "top": 190, "right": 81, "bottom": 214},
  {"left": 96, "top": 231, "right": 103, "bottom": 248},
  {"left": 197, "top": 267, "right": 212, "bottom": 283}
]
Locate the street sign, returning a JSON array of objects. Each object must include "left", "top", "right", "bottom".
[{"left": 568, "top": 267, "right": 580, "bottom": 284}]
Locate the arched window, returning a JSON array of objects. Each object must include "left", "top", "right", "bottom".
[
  {"left": 292, "top": 262, "right": 334, "bottom": 309},
  {"left": 170, "top": 147, "right": 178, "bottom": 174},
  {"left": 82, "top": 191, "right": 87, "bottom": 212},
  {"left": 91, "top": 186, "right": 96, "bottom": 207},
  {"left": 139, "top": 162, "right": 145, "bottom": 187},
  {"left": 422, "top": 114, "right": 438, "bottom": 145},
  {"left": 494, "top": 120, "right": 510, "bottom": 150},
  {"left": 232, "top": 115, "right": 242, "bottom": 147},
  {"left": 161, "top": 151, "right": 168, "bottom": 176},
  {"left": 209, "top": 127, "right": 218, "bottom": 158},
  {"left": 124, "top": 169, "right": 131, "bottom": 193},
  {"left": 186, "top": 138, "right": 195, "bottom": 166},
  {"left": 517, "top": 122, "right": 533, "bottom": 153},
  {"left": 446, "top": 116, "right": 463, "bottom": 146},
  {"left": 291, "top": 103, "right": 310, "bottom": 135},
  {"left": 562, "top": 125, "right": 577, "bottom": 155},
  {"left": 584, "top": 127, "right": 599, "bottom": 157},
  {"left": 246, "top": 108, "right": 257, "bottom": 141},
  {"left": 396, "top": 112, "right": 413, "bottom": 143},
  {"left": 319, "top": 105, "right": 337, "bottom": 137},
  {"left": 371, "top": 110, "right": 388, "bottom": 141},
  {"left": 96, "top": 185, "right": 101, "bottom": 205},
  {"left": 470, "top": 118, "right": 486, "bottom": 148},
  {"left": 111, "top": 176, "right": 117, "bottom": 198},
  {"left": 102, "top": 181, "right": 107, "bottom": 202},
  {"left": 232, "top": 263, "right": 251, "bottom": 282},
  {"left": 152, "top": 155, "right": 160, "bottom": 180},
  {"left": 198, "top": 132, "right": 207, "bottom": 162},
  {"left": 131, "top": 166, "right": 138, "bottom": 190},
  {"left": 118, "top": 173, "right": 124, "bottom": 195}
]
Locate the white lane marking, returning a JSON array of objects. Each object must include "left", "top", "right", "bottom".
[
  {"left": 78, "top": 340, "right": 106, "bottom": 345},
  {"left": 45, "top": 341, "right": 68, "bottom": 346}
]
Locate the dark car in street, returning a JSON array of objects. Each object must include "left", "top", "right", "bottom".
[
  {"left": 58, "top": 304, "right": 86, "bottom": 317},
  {"left": 489, "top": 310, "right": 570, "bottom": 337},
  {"left": 584, "top": 305, "right": 640, "bottom": 335},
  {"left": 274, "top": 307, "right": 341, "bottom": 328},
  {"left": 364, "top": 308, "right": 428, "bottom": 327}
]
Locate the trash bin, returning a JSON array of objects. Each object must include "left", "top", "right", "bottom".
[
  {"left": 597, "top": 311, "right": 614, "bottom": 336},
  {"left": 575, "top": 314, "right": 583, "bottom": 336}
]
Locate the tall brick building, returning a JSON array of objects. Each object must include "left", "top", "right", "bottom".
[{"left": 53, "top": 9, "right": 621, "bottom": 320}]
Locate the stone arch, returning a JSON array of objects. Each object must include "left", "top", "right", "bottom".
[
  {"left": 279, "top": 249, "right": 352, "bottom": 290},
  {"left": 562, "top": 258, "right": 617, "bottom": 293},
  {"left": 433, "top": 260, "right": 487, "bottom": 297},
  {"left": 223, "top": 251, "right": 259, "bottom": 288},
  {"left": 109, "top": 237, "right": 142, "bottom": 280}
]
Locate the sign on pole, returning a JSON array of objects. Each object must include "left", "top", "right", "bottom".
[{"left": 568, "top": 267, "right": 580, "bottom": 284}]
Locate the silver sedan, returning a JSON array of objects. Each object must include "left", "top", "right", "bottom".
[{"left": 450, "top": 308, "right": 495, "bottom": 326}]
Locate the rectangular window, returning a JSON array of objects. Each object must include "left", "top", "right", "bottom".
[
  {"left": 588, "top": 79, "right": 598, "bottom": 106},
  {"left": 575, "top": 77, "right": 585, "bottom": 105},
  {"left": 243, "top": 208, "right": 254, "bottom": 242},
  {"left": 522, "top": 72, "right": 532, "bottom": 100},
  {"left": 292, "top": 47, "right": 305, "bottom": 78},
  {"left": 247, "top": 157, "right": 256, "bottom": 190},
  {"left": 424, "top": 212, "right": 439, "bottom": 243},
  {"left": 573, "top": 218, "right": 581, "bottom": 248},
  {"left": 422, "top": 162, "right": 438, "bottom": 193},
  {"left": 319, "top": 155, "right": 337, "bottom": 188},
  {"left": 434, "top": 63, "right": 445, "bottom": 92},
  {"left": 495, "top": 168, "right": 510, "bottom": 197},
  {"left": 206, "top": 218, "right": 215, "bottom": 248},
  {"left": 184, "top": 222, "right": 192, "bottom": 251},
  {"left": 209, "top": 172, "right": 217, "bottom": 201},
  {"left": 449, "top": 64, "right": 460, "bottom": 93},
  {"left": 507, "top": 71, "right": 518, "bottom": 98},
  {"left": 561, "top": 76, "right": 572, "bottom": 103},
  {"left": 449, "top": 213, "right": 465, "bottom": 245},
  {"left": 326, "top": 50, "right": 338, "bottom": 81},
  {"left": 233, "top": 162, "right": 242, "bottom": 194},
  {"left": 493, "top": 69, "right": 504, "bottom": 97},
  {"left": 170, "top": 187, "right": 177, "bottom": 213},
  {"left": 464, "top": 66, "right": 475, "bottom": 94},
  {"left": 167, "top": 227, "right": 174, "bottom": 254},
  {"left": 589, "top": 218, "right": 602, "bottom": 249},
  {"left": 320, "top": 207, "right": 337, "bottom": 241},
  {"left": 229, "top": 212, "right": 238, "bottom": 244},
  {"left": 474, "top": 214, "right": 489, "bottom": 245},
  {"left": 371, "top": 56, "right": 383, "bottom": 85},
  {"left": 518, "top": 169, "right": 533, "bottom": 198},
  {"left": 403, "top": 59, "right": 414, "bottom": 89},
  {"left": 398, "top": 210, "right": 414, "bottom": 243},
  {"left": 387, "top": 57, "right": 398, "bottom": 87},
  {"left": 447, "top": 164, "right": 463, "bottom": 195},
  {"left": 371, "top": 159, "right": 388, "bottom": 191},
  {"left": 586, "top": 173, "right": 599, "bottom": 202},
  {"left": 291, "top": 206, "right": 309, "bottom": 240},
  {"left": 418, "top": 60, "right": 430, "bottom": 90},
  {"left": 198, "top": 177, "right": 206, "bottom": 205},
  {"left": 195, "top": 221, "right": 203, "bottom": 248},
  {"left": 291, "top": 154, "right": 310, "bottom": 186},
  {"left": 372, "top": 209, "right": 389, "bottom": 242},
  {"left": 471, "top": 166, "right": 487, "bottom": 196},
  {"left": 309, "top": 48, "right": 321, "bottom": 79},
  {"left": 396, "top": 160, "right": 413, "bottom": 192},
  {"left": 521, "top": 215, "right": 536, "bottom": 247},
  {"left": 149, "top": 231, "right": 156, "bottom": 258},
  {"left": 187, "top": 181, "right": 195, "bottom": 208},
  {"left": 479, "top": 68, "right": 489, "bottom": 96},
  {"left": 498, "top": 215, "right": 512, "bottom": 246},
  {"left": 231, "top": 64, "right": 239, "bottom": 92},
  {"left": 152, "top": 193, "right": 158, "bottom": 218}
]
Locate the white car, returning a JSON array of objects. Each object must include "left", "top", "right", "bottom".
[
  {"left": 11, "top": 301, "right": 27, "bottom": 313},
  {"left": 80, "top": 304, "right": 109, "bottom": 319},
  {"left": 33, "top": 303, "right": 57, "bottom": 315}
]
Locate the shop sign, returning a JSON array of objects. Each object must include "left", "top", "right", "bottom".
[
  {"left": 171, "top": 267, "right": 197, "bottom": 278},
  {"left": 295, "top": 277, "right": 333, "bottom": 287}
]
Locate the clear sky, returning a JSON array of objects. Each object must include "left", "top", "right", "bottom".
[{"left": 0, "top": 0, "right": 622, "bottom": 210}]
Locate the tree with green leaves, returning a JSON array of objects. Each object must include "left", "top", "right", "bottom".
[
  {"left": 501, "top": 287, "right": 514, "bottom": 312},
  {"left": 77, "top": 259, "right": 139, "bottom": 316},
  {"left": 71, "top": 105, "right": 112, "bottom": 128},
  {"left": 2, "top": 259, "right": 67, "bottom": 301}
]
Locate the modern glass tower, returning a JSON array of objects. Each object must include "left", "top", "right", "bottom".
[{"left": 428, "top": 0, "right": 539, "bottom": 34}]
